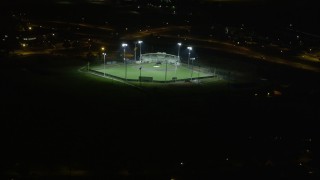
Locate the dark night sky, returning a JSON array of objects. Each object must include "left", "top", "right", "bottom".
[
  {"left": 0, "top": 0, "right": 315, "bottom": 4},
  {"left": 1, "top": 0, "right": 319, "bottom": 33},
  {"left": 0, "top": 0, "right": 318, "bottom": 10},
  {"left": 1, "top": 0, "right": 316, "bottom": 18},
  {"left": 0, "top": 0, "right": 318, "bottom": 9}
]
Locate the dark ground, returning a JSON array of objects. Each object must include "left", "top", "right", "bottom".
[{"left": 1, "top": 54, "right": 320, "bottom": 179}]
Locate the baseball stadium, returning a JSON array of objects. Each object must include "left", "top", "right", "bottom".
[{"left": 89, "top": 51, "right": 215, "bottom": 83}]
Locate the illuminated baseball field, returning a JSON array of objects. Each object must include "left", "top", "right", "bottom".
[{"left": 91, "top": 62, "right": 213, "bottom": 81}]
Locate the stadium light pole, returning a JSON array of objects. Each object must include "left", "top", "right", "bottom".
[
  {"left": 122, "top": 43, "right": 128, "bottom": 80},
  {"left": 134, "top": 42, "right": 137, "bottom": 61},
  {"left": 175, "top": 43, "right": 181, "bottom": 79},
  {"left": 139, "top": 66, "right": 142, "bottom": 86},
  {"left": 177, "top": 43, "right": 181, "bottom": 60},
  {"left": 102, "top": 52, "right": 106, "bottom": 76},
  {"left": 138, "top": 40, "right": 143, "bottom": 62},
  {"left": 165, "top": 59, "right": 168, "bottom": 82},
  {"left": 198, "top": 64, "right": 200, "bottom": 83},
  {"left": 175, "top": 60, "right": 177, "bottom": 80},
  {"left": 190, "top": 57, "right": 195, "bottom": 80},
  {"left": 99, "top": 47, "right": 105, "bottom": 73},
  {"left": 187, "top": 46, "right": 192, "bottom": 69}
]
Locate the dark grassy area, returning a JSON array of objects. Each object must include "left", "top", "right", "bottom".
[{"left": 1, "top": 54, "right": 320, "bottom": 179}]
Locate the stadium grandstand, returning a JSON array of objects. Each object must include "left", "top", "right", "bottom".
[{"left": 140, "top": 52, "right": 180, "bottom": 65}]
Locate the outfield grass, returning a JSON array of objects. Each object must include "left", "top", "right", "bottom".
[{"left": 91, "top": 62, "right": 213, "bottom": 81}]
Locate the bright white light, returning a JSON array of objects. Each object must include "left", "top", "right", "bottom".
[
  {"left": 138, "top": 40, "right": 143, "bottom": 44},
  {"left": 177, "top": 43, "right": 182, "bottom": 46},
  {"left": 187, "top": 46, "right": 192, "bottom": 50},
  {"left": 122, "top": 43, "right": 128, "bottom": 47}
]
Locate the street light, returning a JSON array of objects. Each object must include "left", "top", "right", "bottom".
[
  {"left": 102, "top": 52, "right": 106, "bottom": 76},
  {"left": 138, "top": 40, "right": 143, "bottom": 62},
  {"left": 187, "top": 46, "right": 192, "bottom": 69},
  {"left": 122, "top": 43, "right": 128, "bottom": 80}
]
